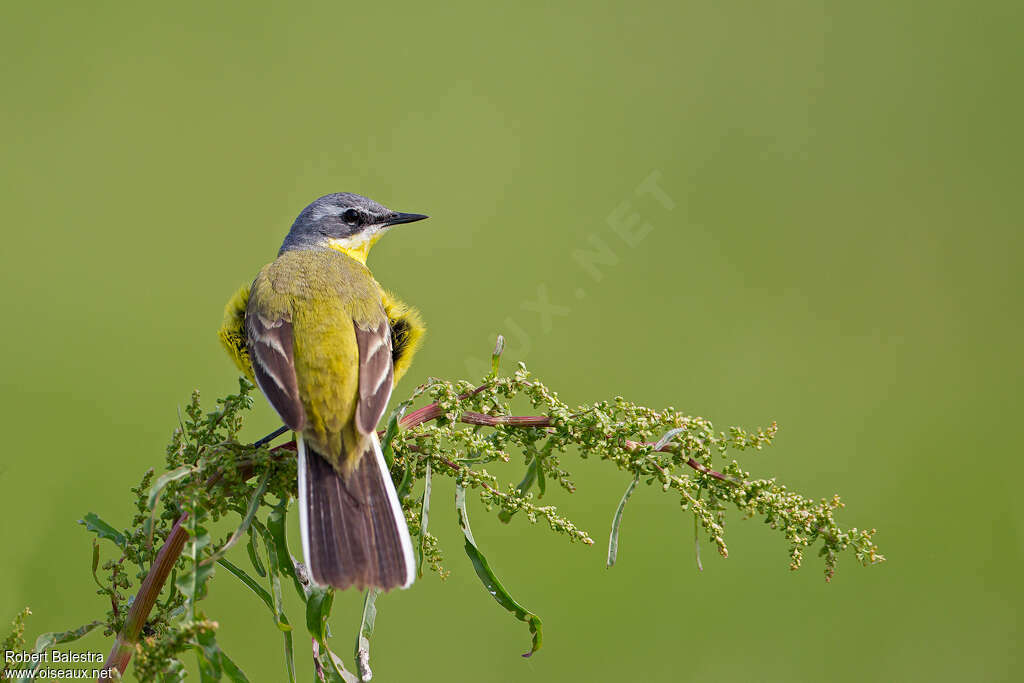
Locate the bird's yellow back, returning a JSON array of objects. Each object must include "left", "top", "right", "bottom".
[{"left": 249, "top": 249, "right": 387, "bottom": 466}]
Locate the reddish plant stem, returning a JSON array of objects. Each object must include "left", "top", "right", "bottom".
[
  {"left": 97, "top": 461, "right": 272, "bottom": 680},
  {"left": 398, "top": 384, "right": 489, "bottom": 429},
  {"left": 623, "top": 438, "right": 737, "bottom": 483},
  {"left": 99, "top": 515, "right": 189, "bottom": 678},
  {"left": 399, "top": 394, "right": 735, "bottom": 483}
]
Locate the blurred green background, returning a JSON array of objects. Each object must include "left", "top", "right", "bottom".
[{"left": 2, "top": 1, "right": 1021, "bottom": 680}]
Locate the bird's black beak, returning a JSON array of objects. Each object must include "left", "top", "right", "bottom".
[{"left": 385, "top": 212, "right": 429, "bottom": 226}]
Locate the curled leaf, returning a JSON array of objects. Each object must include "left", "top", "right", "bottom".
[
  {"left": 455, "top": 484, "right": 542, "bottom": 657},
  {"left": 78, "top": 512, "right": 127, "bottom": 549},
  {"left": 417, "top": 461, "right": 434, "bottom": 578},
  {"left": 355, "top": 588, "right": 379, "bottom": 682},
  {"left": 607, "top": 472, "right": 641, "bottom": 568},
  {"left": 653, "top": 427, "right": 686, "bottom": 452}
]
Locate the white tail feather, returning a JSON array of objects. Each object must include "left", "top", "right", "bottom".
[
  {"left": 370, "top": 431, "right": 417, "bottom": 588},
  {"left": 296, "top": 431, "right": 416, "bottom": 589},
  {"left": 296, "top": 433, "right": 313, "bottom": 583}
]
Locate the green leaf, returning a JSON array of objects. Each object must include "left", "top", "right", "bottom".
[
  {"left": 490, "top": 334, "right": 505, "bottom": 377},
  {"left": 177, "top": 522, "right": 215, "bottom": 616},
  {"left": 306, "top": 586, "right": 350, "bottom": 682},
  {"left": 395, "top": 456, "right": 414, "bottom": 501},
  {"left": 90, "top": 540, "right": 101, "bottom": 586},
  {"left": 220, "top": 648, "right": 251, "bottom": 682},
  {"left": 607, "top": 472, "right": 640, "bottom": 568},
  {"left": 217, "top": 559, "right": 274, "bottom": 613},
  {"left": 78, "top": 512, "right": 127, "bottom": 548},
  {"left": 175, "top": 561, "right": 216, "bottom": 606},
  {"left": 498, "top": 457, "right": 538, "bottom": 523},
  {"left": 455, "top": 484, "right": 542, "bottom": 657},
  {"left": 380, "top": 400, "right": 411, "bottom": 470},
  {"left": 246, "top": 528, "right": 266, "bottom": 578},
  {"left": 144, "top": 465, "right": 193, "bottom": 546},
  {"left": 254, "top": 518, "right": 295, "bottom": 683},
  {"left": 417, "top": 461, "right": 432, "bottom": 579},
  {"left": 654, "top": 427, "right": 686, "bottom": 451},
  {"left": 33, "top": 621, "right": 103, "bottom": 649},
  {"left": 266, "top": 499, "right": 306, "bottom": 602},
  {"left": 354, "top": 589, "right": 379, "bottom": 682},
  {"left": 194, "top": 626, "right": 222, "bottom": 682},
  {"left": 18, "top": 621, "right": 102, "bottom": 677},
  {"left": 305, "top": 586, "right": 333, "bottom": 642},
  {"left": 693, "top": 512, "right": 704, "bottom": 572},
  {"left": 147, "top": 465, "right": 193, "bottom": 510}
]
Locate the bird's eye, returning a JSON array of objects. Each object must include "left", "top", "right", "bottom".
[{"left": 342, "top": 208, "right": 361, "bottom": 224}]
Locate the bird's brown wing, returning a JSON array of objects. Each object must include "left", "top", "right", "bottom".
[
  {"left": 245, "top": 303, "right": 307, "bottom": 432},
  {"left": 353, "top": 318, "right": 394, "bottom": 435}
]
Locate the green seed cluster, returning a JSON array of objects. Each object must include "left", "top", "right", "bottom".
[{"left": 5, "top": 357, "right": 884, "bottom": 680}]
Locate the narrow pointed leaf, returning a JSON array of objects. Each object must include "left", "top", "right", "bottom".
[
  {"left": 498, "top": 457, "right": 538, "bottom": 523},
  {"left": 19, "top": 621, "right": 102, "bottom": 677},
  {"left": 395, "top": 458, "right": 414, "bottom": 501},
  {"left": 246, "top": 528, "right": 266, "bottom": 578},
  {"left": 355, "top": 589, "right": 379, "bottom": 682},
  {"left": 305, "top": 587, "right": 333, "bottom": 642},
  {"left": 144, "top": 465, "right": 193, "bottom": 547},
  {"left": 607, "top": 472, "right": 640, "bottom": 568},
  {"left": 220, "top": 648, "right": 251, "bottom": 682},
  {"left": 267, "top": 499, "right": 306, "bottom": 601},
  {"left": 218, "top": 559, "right": 274, "bottom": 612},
  {"left": 194, "top": 628, "right": 222, "bottom": 682},
  {"left": 147, "top": 465, "right": 193, "bottom": 510},
  {"left": 654, "top": 427, "right": 687, "bottom": 452},
  {"left": 380, "top": 399, "right": 411, "bottom": 469},
  {"left": 417, "top": 461, "right": 432, "bottom": 578},
  {"left": 490, "top": 334, "right": 505, "bottom": 377},
  {"left": 455, "top": 484, "right": 542, "bottom": 657},
  {"left": 306, "top": 587, "right": 352, "bottom": 682},
  {"left": 693, "top": 513, "right": 704, "bottom": 572},
  {"left": 254, "top": 518, "right": 295, "bottom": 683}
]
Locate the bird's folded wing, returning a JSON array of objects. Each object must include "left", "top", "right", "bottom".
[
  {"left": 246, "top": 306, "right": 307, "bottom": 432},
  {"left": 354, "top": 319, "right": 394, "bottom": 435}
]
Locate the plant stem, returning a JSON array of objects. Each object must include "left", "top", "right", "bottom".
[
  {"left": 98, "top": 515, "right": 189, "bottom": 679},
  {"left": 95, "top": 463, "right": 264, "bottom": 680},
  {"left": 96, "top": 383, "right": 736, "bottom": 679}
]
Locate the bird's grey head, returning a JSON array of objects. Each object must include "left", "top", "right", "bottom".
[{"left": 279, "top": 192, "right": 428, "bottom": 255}]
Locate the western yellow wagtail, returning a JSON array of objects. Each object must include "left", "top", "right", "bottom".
[{"left": 219, "top": 193, "right": 427, "bottom": 590}]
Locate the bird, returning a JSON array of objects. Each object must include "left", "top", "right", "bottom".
[{"left": 218, "top": 192, "right": 427, "bottom": 590}]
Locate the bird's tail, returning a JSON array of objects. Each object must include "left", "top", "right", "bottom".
[{"left": 297, "top": 432, "right": 415, "bottom": 590}]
